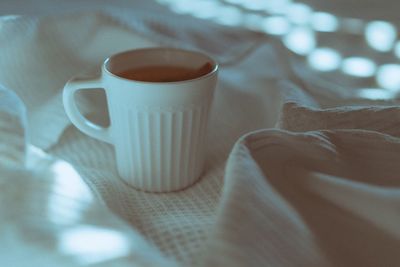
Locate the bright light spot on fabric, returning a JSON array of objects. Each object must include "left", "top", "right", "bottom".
[
  {"left": 264, "top": 0, "right": 292, "bottom": 14},
  {"left": 190, "top": 1, "right": 222, "bottom": 19},
  {"left": 59, "top": 226, "right": 131, "bottom": 265},
  {"left": 311, "top": 12, "right": 338, "bottom": 32},
  {"left": 47, "top": 161, "right": 93, "bottom": 225},
  {"left": 357, "top": 88, "right": 395, "bottom": 100},
  {"left": 214, "top": 6, "right": 243, "bottom": 26},
  {"left": 284, "top": 27, "right": 316, "bottom": 55},
  {"left": 365, "top": 21, "right": 397, "bottom": 52},
  {"left": 286, "top": 3, "right": 312, "bottom": 24},
  {"left": 169, "top": 0, "right": 198, "bottom": 14},
  {"left": 308, "top": 48, "right": 341, "bottom": 71},
  {"left": 341, "top": 57, "right": 376, "bottom": 77},
  {"left": 261, "top": 16, "right": 291, "bottom": 35},
  {"left": 376, "top": 64, "right": 400, "bottom": 91}
]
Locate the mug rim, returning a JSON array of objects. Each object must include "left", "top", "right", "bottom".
[{"left": 102, "top": 47, "right": 219, "bottom": 84}]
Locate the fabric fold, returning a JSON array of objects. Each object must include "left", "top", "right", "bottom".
[
  {"left": 2, "top": 6, "right": 400, "bottom": 267},
  {"left": 0, "top": 84, "right": 26, "bottom": 166},
  {"left": 203, "top": 99, "right": 400, "bottom": 267}
]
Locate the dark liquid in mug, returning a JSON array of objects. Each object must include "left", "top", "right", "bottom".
[{"left": 116, "top": 63, "right": 213, "bottom": 82}]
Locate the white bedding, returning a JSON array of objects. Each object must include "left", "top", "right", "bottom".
[{"left": 1, "top": 1, "right": 400, "bottom": 267}]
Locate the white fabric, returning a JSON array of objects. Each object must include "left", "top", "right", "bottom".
[
  {"left": 0, "top": 85, "right": 26, "bottom": 166},
  {"left": 0, "top": 88, "right": 176, "bottom": 267},
  {"left": 203, "top": 101, "right": 400, "bottom": 266},
  {"left": 1, "top": 2, "right": 400, "bottom": 267}
]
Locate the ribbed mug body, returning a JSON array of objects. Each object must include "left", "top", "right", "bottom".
[
  {"left": 104, "top": 57, "right": 217, "bottom": 192},
  {"left": 109, "top": 101, "right": 211, "bottom": 192}
]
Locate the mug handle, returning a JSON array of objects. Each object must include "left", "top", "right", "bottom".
[{"left": 63, "top": 76, "right": 112, "bottom": 144}]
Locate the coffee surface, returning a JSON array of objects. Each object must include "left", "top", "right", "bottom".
[{"left": 116, "top": 63, "right": 213, "bottom": 82}]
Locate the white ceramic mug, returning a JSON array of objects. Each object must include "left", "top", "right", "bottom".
[{"left": 63, "top": 48, "right": 218, "bottom": 192}]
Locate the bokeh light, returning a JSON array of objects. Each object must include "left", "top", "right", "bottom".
[
  {"left": 308, "top": 48, "right": 341, "bottom": 71},
  {"left": 286, "top": 3, "right": 312, "bottom": 24},
  {"left": 311, "top": 12, "right": 338, "bottom": 32},
  {"left": 264, "top": 0, "right": 292, "bottom": 14},
  {"left": 169, "top": 0, "right": 197, "bottom": 14},
  {"left": 376, "top": 64, "right": 400, "bottom": 91},
  {"left": 159, "top": 0, "right": 400, "bottom": 100},
  {"left": 261, "top": 16, "right": 291, "bottom": 35},
  {"left": 341, "top": 57, "right": 376, "bottom": 77},
  {"left": 190, "top": 1, "right": 222, "bottom": 19},
  {"left": 357, "top": 88, "right": 395, "bottom": 100},
  {"left": 214, "top": 6, "right": 243, "bottom": 26},
  {"left": 284, "top": 27, "right": 316, "bottom": 55},
  {"left": 365, "top": 21, "right": 397, "bottom": 52}
]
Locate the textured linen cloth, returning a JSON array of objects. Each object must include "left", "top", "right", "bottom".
[
  {"left": 0, "top": 85, "right": 177, "bottom": 267},
  {"left": 1, "top": 3, "right": 400, "bottom": 267}
]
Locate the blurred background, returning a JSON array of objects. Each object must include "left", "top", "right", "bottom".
[
  {"left": 1, "top": 0, "right": 400, "bottom": 101},
  {"left": 154, "top": 0, "right": 400, "bottom": 101}
]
